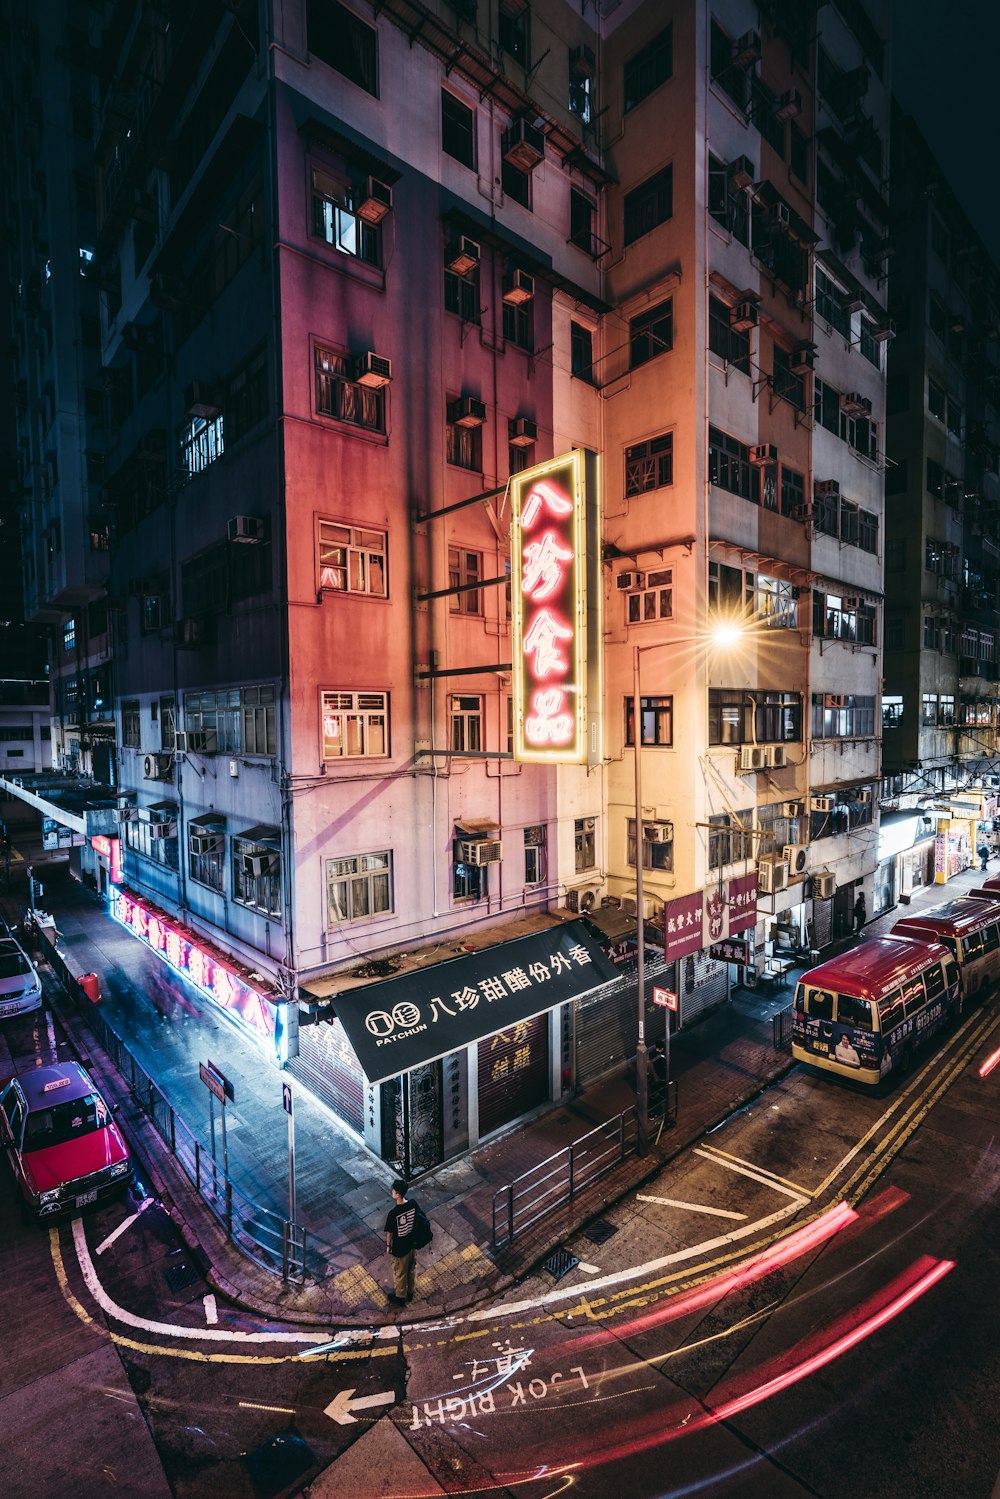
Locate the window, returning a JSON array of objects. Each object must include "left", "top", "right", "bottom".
[
  {"left": 317, "top": 521, "right": 387, "bottom": 597},
  {"left": 810, "top": 787, "right": 874, "bottom": 842},
  {"left": 571, "top": 321, "right": 594, "bottom": 381},
  {"left": 810, "top": 694, "right": 876, "bottom": 739},
  {"left": 708, "top": 811, "right": 754, "bottom": 870},
  {"left": 570, "top": 189, "right": 595, "bottom": 254},
  {"left": 627, "top": 817, "right": 673, "bottom": 873},
  {"left": 859, "top": 319, "right": 879, "bottom": 366},
  {"left": 790, "top": 122, "right": 809, "bottom": 183},
  {"left": 233, "top": 832, "right": 281, "bottom": 915},
  {"left": 499, "top": 1, "right": 530, "bottom": 66},
  {"left": 226, "top": 349, "right": 268, "bottom": 444},
  {"left": 307, "top": 0, "right": 378, "bottom": 95},
  {"left": 502, "top": 297, "right": 533, "bottom": 352},
  {"left": 755, "top": 575, "right": 798, "bottom": 629},
  {"left": 772, "top": 346, "right": 804, "bottom": 410},
  {"left": 450, "top": 694, "right": 483, "bottom": 752},
  {"left": 925, "top": 537, "right": 958, "bottom": 578},
  {"left": 159, "top": 697, "right": 176, "bottom": 753},
  {"left": 629, "top": 298, "right": 673, "bottom": 368},
  {"left": 125, "top": 816, "right": 180, "bottom": 871},
  {"left": 926, "top": 459, "right": 944, "bottom": 500},
  {"left": 708, "top": 689, "right": 801, "bottom": 744},
  {"left": 442, "top": 90, "right": 476, "bottom": 168},
  {"left": 939, "top": 694, "right": 956, "bottom": 726},
  {"left": 122, "top": 700, "right": 140, "bottom": 749},
  {"left": 184, "top": 685, "right": 276, "bottom": 756},
  {"left": 568, "top": 60, "right": 591, "bottom": 123},
  {"left": 575, "top": 817, "right": 597, "bottom": 872},
  {"left": 445, "top": 264, "right": 481, "bottom": 324},
  {"left": 623, "top": 166, "right": 673, "bottom": 246},
  {"left": 63, "top": 620, "right": 75, "bottom": 653},
  {"left": 885, "top": 459, "right": 907, "bottom": 495},
  {"left": 930, "top": 294, "right": 947, "bottom": 341},
  {"left": 321, "top": 690, "right": 388, "bottom": 759},
  {"left": 625, "top": 694, "right": 673, "bottom": 746},
  {"left": 627, "top": 569, "right": 673, "bottom": 624},
  {"left": 189, "top": 820, "right": 225, "bottom": 892},
  {"left": 180, "top": 412, "right": 224, "bottom": 476},
  {"left": 710, "top": 20, "right": 749, "bottom": 109},
  {"left": 625, "top": 433, "right": 673, "bottom": 495},
  {"left": 311, "top": 167, "right": 381, "bottom": 265},
  {"left": 624, "top": 26, "right": 672, "bottom": 111},
  {"left": 812, "top": 592, "right": 877, "bottom": 646},
  {"left": 509, "top": 439, "right": 533, "bottom": 474},
  {"left": 708, "top": 426, "right": 756, "bottom": 502},
  {"left": 928, "top": 378, "right": 945, "bottom": 422},
  {"left": 815, "top": 268, "right": 850, "bottom": 337},
  {"left": 708, "top": 297, "right": 750, "bottom": 374},
  {"left": 242, "top": 686, "right": 277, "bottom": 755},
  {"left": 448, "top": 548, "right": 482, "bottom": 615},
  {"left": 947, "top": 397, "right": 962, "bottom": 439},
  {"left": 707, "top": 153, "right": 750, "bottom": 246},
  {"left": 781, "top": 465, "right": 804, "bottom": 517},
  {"left": 315, "top": 345, "right": 385, "bottom": 433},
  {"left": 447, "top": 416, "right": 482, "bottom": 471},
  {"left": 454, "top": 842, "right": 488, "bottom": 902},
  {"left": 883, "top": 695, "right": 903, "bottom": 728},
  {"left": 524, "top": 824, "right": 545, "bottom": 886},
  {"left": 501, "top": 154, "right": 531, "bottom": 208},
  {"left": 326, "top": 851, "right": 392, "bottom": 925},
  {"left": 813, "top": 377, "right": 840, "bottom": 434}
]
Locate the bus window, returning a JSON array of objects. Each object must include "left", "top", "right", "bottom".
[
  {"left": 901, "top": 976, "right": 927, "bottom": 1019},
  {"left": 803, "top": 988, "right": 834, "bottom": 1020},
  {"left": 936, "top": 935, "right": 958, "bottom": 958},
  {"left": 963, "top": 930, "right": 985, "bottom": 962},
  {"left": 945, "top": 958, "right": 960, "bottom": 989},
  {"left": 878, "top": 988, "right": 904, "bottom": 1034},
  {"left": 837, "top": 993, "right": 873, "bottom": 1030},
  {"left": 983, "top": 924, "right": 999, "bottom": 954},
  {"left": 923, "top": 963, "right": 946, "bottom": 1004}
]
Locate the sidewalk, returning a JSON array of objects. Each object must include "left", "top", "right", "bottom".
[{"left": 5, "top": 854, "right": 983, "bottom": 1328}]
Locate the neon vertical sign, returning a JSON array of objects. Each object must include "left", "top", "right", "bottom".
[{"left": 511, "top": 450, "right": 599, "bottom": 764}]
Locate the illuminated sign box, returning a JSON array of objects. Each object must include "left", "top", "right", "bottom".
[{"left": 510, "top": 449, "right": 601, "bottom": 765}]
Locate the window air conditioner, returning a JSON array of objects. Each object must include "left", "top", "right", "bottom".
[
  {"left": 460, "top": 839, "right": 503, "bottom": 865},
  {"left": 354, "top": 352, "right": 393, "bottom": 388},
  {"left": 794, "top": 502, "right": 815, "bottom": 521},
  {"left": 841, "top": 391, "right": 872, "bottom": 416},
  {"left": 502, "top": 268, "right": 535, "bottom": 305},
  {"left": 783, "top": 800, "right": 806, "bottom": 818},
  {"left": 621, "top": 894, "right": 655, "bottom": 919},
  {"left": 569, "top": 44, "right": 596, "bottom": 78},
  {"left": 616, "top": 570, "right": 646, "bottom": 592},
  {"left": 750, "top": 443, "right": 779, "bottom": 466},
  {"left": 116, "top": 805, "right": 135, "bottom": 824},
  {"left": 774, "top": 89, "right": 802, "bottom": 121},
  {"left": 842, "top": 596, "right": 862, "bottom": 611},
  {"left": 738, "top": 745, "right": 766, "bottom": 772},
  {"left": 149, "top": 821, "right": 178, "bottom": 840},
  {"left": 856, "top": 788, "right": 872, "bottom": 803},
  {"left": 244, "top": 852, "right": 279, "bottom": 879},
  {"left": 445, "top": 236, "right": 480, "bottom": 275},
  {"left": 846, "top": 295, "right": 867, "bottom": 314},
  {"left": 177, "top": 729, "right": 218, "bottom": 755},
  {"left": 644, "top": 821, "right": 674, "bottom": 843},
  {"left": 791, "top": 342, "right": 816, "bottom": 372},
  {"left": 190, "top": 830, "right": 223, "bottom": 855},
  {"left": 508, "top": 417, "right": 537, "bottom": 447},
  {"left": 502, "top": 118, "right": 545, "bottom": 172},
  {"left": 771, "top": 201, "right": 792, "bottom": 227},
  {"left": 815, "top": 479, "right": 841, "bottom": 499},
  {"left": 811, "top": 795, "right": 835, "bottom": 813},
  {"left": 873, "top": 320, "right": 896, "bottom": 342},
  {"left": 227, "top": 514, "right": 265, "bottom": 544},
  {"left": 824, "top": 694, "right": 847, "bottom": 708},
  {"left": 758, "top": 858, "right": 788, "bottom": 894},
  {"left": 730, "top": 299, "right": 758, "bottom": 332},
  {"left": 176, "top": 617, "right": 203, "bottom": 649},
  {"left": 765, "top": 744, "right": 787, "bottom": 768},
  {"left": 183, "top": 381, "right": 221, "bottom": 418},
  {"left": 813, "top": 872, "right": 836, "bottom": 899},
  {"left": 731, "top": 29, "right": 761, "bottom": 67},
  {"left": 727, "top": 155, "right": 756, "bottom": 190},
  {"left": 356, "top": 176, "right": 392, "bottom": 224},
  {"left": 566, "top": 885, "right": 601, "bottom": 913},
  {"left": 783, "top": 843, "right": 809, "bottom": 875},
  {"left": 449, "top": 395, "right": 487, "bottom": 427},
  {"left": 143, "top": 753, "right": 173, "bottom": 781}
]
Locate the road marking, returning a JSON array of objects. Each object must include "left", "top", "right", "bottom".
[
  {"left": 324, "top": 1388, "right": 396, "bottom": 1425},
  {"left": 203, "top": 1295, "right": 218, "bottom": 1324},
  {"left": 693, "top": 1148, "right": 811, "bottom": 1203},
  {"left": 636, "top": 1194, "right": 747, "bottom": 1221},
  {"left": 95, "top": 1197, "right": 155, "bottom": 1255},
  {"left": 239, "top": 1401, "right": 295, "bottom": 1415},
  {"left": 696, "top": 1145, "right": 812, "bottom": 1198},
  {"left": 575, "top": 1263, "right": 601, "bottom": 1275}
]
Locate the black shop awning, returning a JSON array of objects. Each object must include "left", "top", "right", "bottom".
[{"left": 330, "top": 919, "right": 618, "bottom": 1084}]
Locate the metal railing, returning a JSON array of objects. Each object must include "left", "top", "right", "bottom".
[
  {"left": 38, "top": 930, "right": 308, "bottom": 1284},
  {"left": 773, "top": 1005, "right": 795, "bottom": 1051},
  {"left": 492, "top": 1106, "right": 638, "bottom": 1250}
]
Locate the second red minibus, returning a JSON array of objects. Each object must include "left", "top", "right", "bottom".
[{"left": 891, "top": 896, "right": 1000, "bottom": 1005}]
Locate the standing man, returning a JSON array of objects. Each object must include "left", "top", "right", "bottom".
[
  {"left": 853, "top": 890, "right": 867, "bottom": 935},
  {"left": 384, "top": 1178, "right": 418, "bottom": 1307}
]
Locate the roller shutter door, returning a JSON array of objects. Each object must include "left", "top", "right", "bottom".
[
  {"left": 575, "top": 972, "right": 636, "bottom": 1085},
  {"left": 290, "top": 1019, "right": 365, "bottom": 1134},
  {"left": 478, "top": 1012, "right": 549, "bottom": 1137},
  {"left": 680, "top": 950, "right": 728, "bottom": 1024}
]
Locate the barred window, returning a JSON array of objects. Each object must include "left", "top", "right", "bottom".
[
  {"left": 180, "top": 412, "right": 224, "bottom": 476},
  {"left": 624, "top": 26, "right": 672, "bottom": 111},
  {"left": 233, "top": 830, "right": 281, "bottom": 916},
  {"left": 188, "top": 820, "right": 225, "bottom": 892},
  {"left": 708, "top": 811, "right": 754, "bottom": 870},
  {"left": 315, "top": 345, "right": 385, "bottom": 432},
  {"left": 625, "top": 432, "right": 673, "bottom": 495}
]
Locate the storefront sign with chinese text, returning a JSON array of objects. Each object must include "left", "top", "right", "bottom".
[
  {"left": 652, "top": 986, "right": 678, "bottom": 1010},
  {"left": 709, "top": 938, "right": 751, "bottom": 966},
  {"left": 664, "top": 877, "right": 760, "bottom": 962}
]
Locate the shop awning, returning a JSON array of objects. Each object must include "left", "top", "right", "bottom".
[{"left": 327, "top": 919, "right": 618, "bottom": 1084}]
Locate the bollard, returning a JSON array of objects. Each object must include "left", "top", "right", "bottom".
[{"left": 79, "top": 972, "right": 101, "bottom": 1005}]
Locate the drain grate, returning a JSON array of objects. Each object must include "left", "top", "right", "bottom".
[
  {"left": 541, "top": 1247, "right": 579, "bottom": 1281},
  {"left": 583, "top": 1219, "right": 618, "bottom": 1245},
  {"left": 164, "top": 1260, "right": 199, "bottom": 1292},
  {"left": 244, "top": 1430, "right": 315, "bottom": 1499}
]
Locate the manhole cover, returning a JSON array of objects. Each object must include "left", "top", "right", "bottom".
[
  {"left": 244, "top": 1430, "right": 315, "bottom": 1499},
  {"left": 541, "top": 1248, "right": 579, "bottom": 1281},
  {"left": 583, "top": 1219, "right": 618, "bottom": 1245},
  {"left": 164, "top": 1261, "right": 198, "bottom": 1292}
]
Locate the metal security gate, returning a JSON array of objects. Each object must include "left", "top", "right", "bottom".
[
  {"left": 679, "top": 950, "right": 728, "bottom": 1025},
  {"left": 478, "top": 1012, "right": 549, "bottom": 1137},
  {"left": 575, "top": 972, "right": 636, "bottom": 1085},
  {"left": 290, "top": 1019, "right": 365, "bottom": 1134},
  {"left": 380, "top": 1062, "right": 444, "bottom": 1179}
]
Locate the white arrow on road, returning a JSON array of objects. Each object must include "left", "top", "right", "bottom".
[{"left": 324, "top": 1388, "right": 396, "bottom": 1425}]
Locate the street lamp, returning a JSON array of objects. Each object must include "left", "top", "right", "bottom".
[{"left": 633, "top": 624, "right": 742, "bottom": 1154}]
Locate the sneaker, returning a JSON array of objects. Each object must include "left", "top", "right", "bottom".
[{"left": 386, "top": 1294, "right": 406, "bottom": 1307}]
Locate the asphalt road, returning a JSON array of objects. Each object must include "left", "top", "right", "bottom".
[{"left": 2, "top": 975, "right": 1000, "bottom": 1498}]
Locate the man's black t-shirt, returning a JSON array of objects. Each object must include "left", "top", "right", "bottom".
[{"left": 385, "top": 1201, "right": 417, "bottom": 1255}]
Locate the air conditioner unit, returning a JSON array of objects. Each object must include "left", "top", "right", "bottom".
[
  {"left": 227, "top": 514, "right": 265, "bottom": 544},
  {"left": 356, "top": 176, "right": 392, "bottom": 224},
  {"left": 622, "top": 894, "right": 655, "bottom": 919},
  {"left": 644, "top": 821, "right": 674, "bottom": 843},
  {"left": 841, "top": 391, "right": 872, "bottom": 416},
  {"left": 774, "top": 89, "right": 802, "bottom": 121},
  {"left": 190, "top": 830, "right": 223, "bottom": 855},
  {"left": 824, "top": 693, "right": 847, "bottom": 708},
  {"left": 794, "top": 502, "right": 815, "bottom": 522},
  {"left": 813, "top": 872, "right": 836, "bottom": 899},
  {"left": 503, "top": 117, "right": 545, "bottom": 172},
  {"left": 815, "top": 479, "right": 841, "bottom": 499},
  {"left": 566, "top": 885, "right": 601, "bottom": 914},
  {"left": 758, "top": 858, "right": 788, "bottom": 894},
  {"left": 811, "top": 795, "right": 835, "bottom": 813},
  {"left": 783, "top": 843, "right": 809, "bottom": 875},
  {"left": 783, "top": 800, "right": 806, "bottom": 818},
  {"left": 739, "top": 745, "right": 766, "bottom": 772},
  {"left": 459, "top": 839, "right": 503, "bottom": 865},
  {"left": 150, "top": 272, "right": 187, "bottom": 311},
  {"left": 727, "top": 155, "right": 756, "bottom": 190},
  {"left": 176, "top": 729, "right": 218, "bottom": 755},
  {"left": 149, "top": 821, "right": 178, "bottom": 840},
  {"left": 791, "top": 342, "right": 816, "bottom": 372},
  {"left": 445, "top": 236, "right": 480, "bottom": 275},
  {"left": 116, "top": 805, "right": 135, "bottom": 825},
  {"left": 354, "top": 352, "right": 393, "bottom": 388},
  {"left": 244, "top": 852, "right": 279, "bottom": 879},
  {"left": 856, "top": 788, "right": 872, "bottom": 804},
  {"left": 570, "top": 44, "right": 596, "bottom": 78},
  {"left": 508, "top": 417, "right": 537, "bottom": 447},
  {"left": 771, "top": 201, "right": 791, "bottom": 227},
  {"left": 616, "top": 570, "right": 646, "bottom": 592},
  {"left": 750, "top": 443, "right": 779, "bottom": 466},
  {"left": 449, "top": 395, "right": 487, "bottom": 427},
  {"left": 731, "top": 29, "right": 761, "bottom": 67},
  {"left": 183, "top": 381, "right": 221, "bottom": 418},
  {"left": 503, "top": 268, "right": 535, "bottom": 305},
  {"left": 731, "top": 299, "right": 758, "bottom": 332},
  {"left": 176, "top": 617, "right": 203, "bottom": 649},
  {"left": 766, "top": 744, "right": 788, "bottom": 768},
  {"left": 843, "top": 596, "right": 863, "bottom": 610},
  {"left": 873, "top": 319, "right": 896, "bottom": 342},
  {"left": 143, "top": 753, "right": 173, "bottom": 781},
  {"left": 845, "top": 294, "right": 867, "bottom": 314}
]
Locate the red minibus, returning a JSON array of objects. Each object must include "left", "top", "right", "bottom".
[
  {"left": 792, "top": 936, "right": 960, "bottom": 1086},
  {"left": 891, "top": 896, "right": 1000, "bottom": 1005}
]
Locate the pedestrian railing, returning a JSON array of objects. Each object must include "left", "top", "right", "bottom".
[
  {"left": 492, "top": 1106, "right": 638, "bottom": 1250},
  {"left": 773, "top": 1004, "right": 795, "bottom": 1051},
  {"left": 38, "top": 929, "right": 309, "bottom": 1285}
]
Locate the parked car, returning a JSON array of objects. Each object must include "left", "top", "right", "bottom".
[
  {"left": 0, "top": 934, "right": 42, "bottom": 1017},
  {"left": 0, "top": 1062, "right": 132, "bottom": 1220}
]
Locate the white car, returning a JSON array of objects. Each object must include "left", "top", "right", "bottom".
[{"left": 0, "top": 936, "right": 43, "bottom": 1017}]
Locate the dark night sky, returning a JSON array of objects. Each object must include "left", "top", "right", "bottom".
[{"left": 890, "top": 0, "right": 1000, "bottom": 258}]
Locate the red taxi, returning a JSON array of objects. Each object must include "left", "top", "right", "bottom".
[{"left": 0, "top": 1062, "right": 132, "bottom": 1220}]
